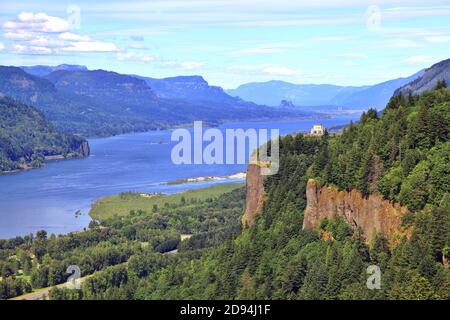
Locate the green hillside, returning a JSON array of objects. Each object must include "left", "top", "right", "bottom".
[
  {"left": 0, "top": 97, "right": 89, "bottom": 172},
  {"left": 90, "top": 183, "right": 244, "bottom": 221},
  {"left": 0, "top": 87, "right": 448, "bottom": 300},
  {"left": 0, "top": 66, "right": 313, "bottom": 138}
]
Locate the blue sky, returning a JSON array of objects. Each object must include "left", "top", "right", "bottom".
[{"left": 0, "top": 0, "right": 449, "bottom": 88}]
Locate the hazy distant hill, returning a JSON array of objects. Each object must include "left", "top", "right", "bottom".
[
  {"left": 0, "top": 96, "right": 89, "bottom": 172},
  {"left": 396, "top": 58, "right": 450, "bottom": 95},
  {"left": 332, "top": 70, "right": 424, "bottom": 108},
  {"left": 136, "top": 75, "right": 239, "bottom": 104},
  {"left": 20, "top": 64, "right": 88, "bottom": 77},
  {"left": 45, "top": 69, "right": 311, "bottom": 124},
  {"left": 45, "top": 69, "right": 159, "bottom": 113},
  {"left": 227, "top": 80, "right": 366, "bottom": 107},
  {"left": 1, "top": 66, "right": 312, "bottom": 137},
  {"left": 227, "top": 70, "right": 424, "bottom": 110},
  {"left": 0, "top": 66, "right": 108, "bottom": 136}
]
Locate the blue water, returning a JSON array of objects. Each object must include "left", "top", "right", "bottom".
[{"left": 0, "top": 116, "right": 358, "bottom": 238}]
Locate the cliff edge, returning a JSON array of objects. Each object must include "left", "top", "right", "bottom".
[
  {"left": 303, "top": 179, "right": 408, "bottom": 243},
  {"left": 242, "top": 163, "right": 265, "bottom": 227}
]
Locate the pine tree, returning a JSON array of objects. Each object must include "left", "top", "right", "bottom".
[{"left": 435, "top": 79, "right": 447, "bottom": 90}]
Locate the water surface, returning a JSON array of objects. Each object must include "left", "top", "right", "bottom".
[{"left": 0, "top": 116, "right": 359, "bottom": 238}]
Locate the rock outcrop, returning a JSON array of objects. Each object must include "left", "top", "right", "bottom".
[
  {"left": 303, "top": 179, "right": 408, "bottom": 243},
  {"left": 78, "top": 140, "right": 90, "bottom": 157},
  {"left": 242, "top": 163, "right": 265, "bottom": 227}
]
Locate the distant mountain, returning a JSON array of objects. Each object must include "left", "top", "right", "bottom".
[
  {"left": 227, "top": 70, "right": 424, "bottom": 110},
  {"left": 0, "top": 96, "right": 89, "bottom": 172},
  {"left": 332, "top": 70, "right": 425, "bottom": 108},
  {"left": 45, "top": 69, "right": 311, "bottom": 124},
  {"left": 135, "top": 75, "right": 240, "bottom": 104},
  {"left": 279, "top": 100, "right": 296, "bottom": 108},
  {"left": 0, "top": 66, "right": 144, "bottom": 137},
  {"left": 0, "top": 66, "right": 312, "bottom": 137},
  {"left": 396, "top": 58, "right": 450, "bottom": 95},
  {"left": 227, "top": 80, "right": 365, "bottom": 107},
  {"left": 45, "top": 69, "right": 159, "bottom": 113},
  {"left": 20, "top": 64, "right": 88, "bottom": 77}
]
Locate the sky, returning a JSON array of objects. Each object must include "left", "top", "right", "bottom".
[{"left": 0, "top": 0, "right": 449, "bottom": 89}]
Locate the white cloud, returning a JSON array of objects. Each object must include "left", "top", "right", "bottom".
[
  {"left": 128, "top": 43, "right": 144, "bottom": 49},
  {"left": 424, "top": 35, "right": 450, "bottom": 43},
  {"left": 230, "top": 47, "right": 285, "bottom": 57},
  {"left": 63, "top": 41, "right": 118, "bottom": 52},
  {"left": 4, "top": 31, "right": 34, "bottom": 41},
  {"left": 161, "top": 60, "right": 177, "bottom": 67},
  {"left": 228, "top": 64, "right": 298, "bottom": 77},
  {"left": 12, "top": 44, "right": 52, "bottom": 54},
  {"left": 62, "top": 2, "right": 450, "bottom": 30},
  {"left": 2, "top": 12, "right": 121, "bottom": 55},
  {"left": 314, "top": 36, "right": 355, "bottom": 42},
  {"left": 117, "top": 51, "right": 155, "bottom": 62},
  {"left": 59, "top": 32, "right": 91, "bottom": 42},
  {"left": 4, "top": 12, "right": 70, "bottom": 33},
  {"left": 229, "top": 43, "right": 300, "bottom": 57},
  {"left": 405, "top": 55, "right": 434, "bottom": 63},
  {"left": 386, "top": 38, "right": 422, "bottom": 48},
  {"left": 0, "top": 43, "right": 4, "bottom": 51},
  {"left": 29, "top": 37, "right": 65, "bottom": 48},
  {"left": 383, "top": 5, "right": 450, "bottom": 21},
  {"left": 339, "top": 53, "right": 368, "bottom": 58},
  {"left": 156, "top": 60, "right": 205, "bottom": 70},
  {"left": 262, "top": 66, "right": 296, "bottom": 76},
  {"left": 180, "top": 61, "right": 205, "bottom": 70}
]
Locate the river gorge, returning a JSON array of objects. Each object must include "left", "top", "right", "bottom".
[{"left": 0, "top": 116, "right": 358, "bottom": 239}]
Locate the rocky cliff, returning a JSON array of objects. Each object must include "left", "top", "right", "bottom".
[
  {"left": 242, "top": 163, "right": 265, "bottom": 227},
  {"left": 77, "top": 140, "right": 90, "bottom": 157},
  {"left": 302, "top": 179, "right": 408, "bottom": 243}
]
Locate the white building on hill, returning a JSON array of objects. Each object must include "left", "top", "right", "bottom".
[{"left": 310, "top": 124, "right": 325, "bottom": 136}]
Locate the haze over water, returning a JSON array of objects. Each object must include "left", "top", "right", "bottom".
[{"left": 0, "top": 116, "right": 358, "bottom": 238}]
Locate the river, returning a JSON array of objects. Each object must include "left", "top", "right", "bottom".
[{"left": 0, "top": 116, "right": 359, "bottom": 238}]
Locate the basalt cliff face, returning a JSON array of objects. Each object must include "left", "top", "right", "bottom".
[
  {"left": 243, "top": 166, "right": 408, "bottom": 242},
  {"left": 77, "top": 140, "right": 90, "bottom": 157},
  {"left": 243, "top": 163, "right": 265, "bottom": 228},
  {"left": 302, "top": 179, "right": 408, "bottom": 242},
  {"left": 61, "top": 139, "right": 90, "bottom": 159}
]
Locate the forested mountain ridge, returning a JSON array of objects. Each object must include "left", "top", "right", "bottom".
[
  {"left": 3, "top": 85, "right": 440, "bottom": 301},
  {"left": 0, "top": 66, "right": 313, "bottom": 137},
  {"left": 0, "top": 74, "right": 448, "bottom": 301},
  {"left": 396, "top": 58, "right": 450, "bottom": 95},
  {"left": 20, "top": 64, "right": 88, "bottom": 78},
  {"left": 135, "top": 75, "right": 240, "bottom": 104},
  {"left": 0, "top": 97, "right": 89, "bottom": 172},
  {"left": 43, "top": 69, "right": 312, "bottom": 132},
  {"left": 45, "top": 69, "right": 159, "bottom": 109},
  {"left": 234, "top": 84, "right": 449, "bottom": 299},
  {"left": 226, "top": 70, "right": 424, "bottom": 110},
  {"left": 0, "top": 66, "right": 126, "bottom": 137}
]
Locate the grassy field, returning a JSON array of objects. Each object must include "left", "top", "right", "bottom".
[{"left": 89, "top": 183, "right": 244, "bottom": 221}]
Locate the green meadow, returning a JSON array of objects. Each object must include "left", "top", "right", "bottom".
[{"left": 89, "top": 183, "right": 244, "bottom": 221}]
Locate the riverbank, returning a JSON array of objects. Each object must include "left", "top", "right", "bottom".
[
  {"left": 0, "top": 146, "right": 90, "bottom": 175},
  {"left": 0, "top": 116, "right": 360, "bottom": 239},
  {"left": 164, "top": 172, "right": 246, "bottom": 185},
  {"left": 89, "top": 183, "right": 244, "bottom": 221}
]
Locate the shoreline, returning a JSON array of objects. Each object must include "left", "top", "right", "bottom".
[
  {"left": 163, "top": 172, "right": 246, "bottom": 185},
  {"left": 1, "top": 114, "right": 350, "bottom": 175},
  {"left": 0, "top": 152, "right": 89, "bottom": 175}
]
